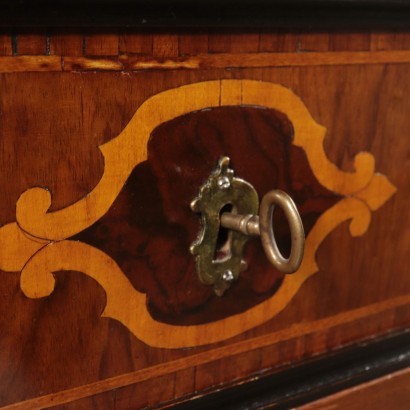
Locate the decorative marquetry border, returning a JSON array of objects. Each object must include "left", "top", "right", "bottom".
[
  {"left": 2, "top": 51, "right": 410, "bottom": 73},
  {"left": 0, "top": 80, "right": 396, "bottom": 348}
]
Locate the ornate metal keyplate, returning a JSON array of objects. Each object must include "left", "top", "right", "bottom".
[
  {"left": 191, "top": 156, "right": 306, "bottom": 296},
  {"left": 190, "top": 157, "right": 259, "bottom": 296}
]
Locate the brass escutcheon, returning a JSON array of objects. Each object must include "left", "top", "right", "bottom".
[{"left": 190, "top": 157, "right": 305, "bottom": 296}]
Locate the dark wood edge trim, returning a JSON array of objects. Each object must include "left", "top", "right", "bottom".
[
  {"left": 1, "top": 2, "right": 410, "bottom": 28},
  {"left": 169, "top": 329, "right": 410, "bottom": 409}
]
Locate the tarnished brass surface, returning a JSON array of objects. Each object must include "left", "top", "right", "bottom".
[
  {"left": 258, "top": 190, "right": 304, "bottom": 273},
  {"left": 220, "top": 190, "right": 305, "bottom": 273},
  {"left": 190, "top": 157, "right": 259, "bottom": 296},
  {"left": 191, "top": 157, "right": 305, "bottom": 296}
]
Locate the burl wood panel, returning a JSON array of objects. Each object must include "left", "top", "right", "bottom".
[
  {"left": 0, "top": 63, "right": 409, "bottom": 409},
  {"left": 75, "top": 106, "right": 339, "bottom": 325}
]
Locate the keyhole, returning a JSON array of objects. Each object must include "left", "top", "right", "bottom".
[{"left": 213, "top": 203, "right": 233, "bottom": 262}]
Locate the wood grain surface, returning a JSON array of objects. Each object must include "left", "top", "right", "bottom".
[
  {"left": 3, "top": 50, "right": 410, "bottom": 73},
  {"left": 2, "top": 30, "right": 410, "bottom": 59},
  {"left": 0, "top": 30, "right": 409, "bottom": 409},
  {"left": 75, "top": 105, "right": 339, "bottom": 325},
  {"left": 297, "top": 367, "right": 410, "bottom": 410},
  {"left": 17, "top": 31, "right": 46, "bottom": 55},
  {"left": 0, "top": 33, "right": 12, "bottom": 56},
  {"left": 1, "top": 78, "right": 393, "bottom": 351}
]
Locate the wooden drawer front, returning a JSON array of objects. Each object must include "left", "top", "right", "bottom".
[{"left": 0, "top": 30, "right": 409, "bottom": 409}]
